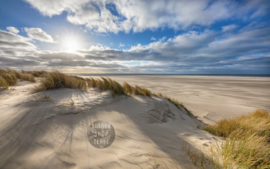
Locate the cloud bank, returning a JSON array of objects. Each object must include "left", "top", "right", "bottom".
[
  {"left": 25, "top": 0, "right": 270, "bottom": 33},
  {"left": 1, "top": 1, "right": 269, "bottom": 74},
  {"left": 0, "top": 26, "right": 269, "bottom": 74}
]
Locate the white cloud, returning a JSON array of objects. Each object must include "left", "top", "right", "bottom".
[
  {"left": 25, "top": 0, "right": 268, "bottom": 33},
  {"left": 151, "top": 36, "right": 156, "bottom": 41},
  {"left": 24, "top": 27, "right": 54, "bottom": 43},
  {"left": 6, "top": 27, "right": 20, "bottom": 34},
  {"left": 159, "top": 37, "right": 166, "bottom": 42},
  {"left": 88, "top": 44, "right": 110, "bottom": 51},
  {"left": 0, "top": 30, "right": 38, "bottom": 69},
  {"left": 0, "top": 30, "right": 36, "bottom": 49},
  {"left": 0, "top": 30, "right": 29, "bottom": 42},
  {"left": 25, "top": 0, "right": 89, "bottom": 17},
  {"left": 0, "top": 27, "right": 269, "bottom": 73},
  {"left": 222, "top": 24, "right": 237, "bottom": 32}
]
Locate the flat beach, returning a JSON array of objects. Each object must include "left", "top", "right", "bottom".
[
  {"left": 0, "top": 72, "right": 269, "bottom": 168},
  {"left": 87, "top": 75, "right": 270, "bottom": 124}
]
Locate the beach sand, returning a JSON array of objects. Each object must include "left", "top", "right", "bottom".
[
  {"left": 0, "top": 76, "right": 269, "bottom": 168},
  {"left": 85, "top": 75, "right": 270, "bottom": 124}
]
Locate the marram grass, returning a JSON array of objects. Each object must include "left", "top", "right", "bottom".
[
  {"left": 204, "top": 110, "right": 270, "bottom": 169},
  {"left": 33, "top": 71, "right": 152, "bottom": 98},
  {"left": 87, "top": 76, "right": 152, "bottom": 97},
  {"left": 33, "top": 71, "right": 87, "bottom": 92},
  {"left": 0, "top": 69, "right": 36, "bottom": 89}
]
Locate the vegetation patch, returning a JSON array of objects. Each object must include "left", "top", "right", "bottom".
[
  {"left": 0, "top": 69, "right": 36, "bottom": 89},
  {"left": 22, "top": 70, "right": 47, "bottom": 77},
  {"left": 33, "top": 71, "right": 87, "bottom": 92},
  {"left": 33, "top": 71, "right": 152, "bottom": 98},
  {"left": 204, "top": 110, "right": 270, "bottom": 169},
  {"left": 86, "top": 77, "right": 152, "bottom": 97}
]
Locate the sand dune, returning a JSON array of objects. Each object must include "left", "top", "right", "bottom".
[
  {"left": 89, "top": 75, "right": 270, "bottom": 124},
  {"left": 0, "top": 80, "right": 221, "bottom": 169},
  {"left": 1, "top": 75, "right": 268, "bottom": 168}
]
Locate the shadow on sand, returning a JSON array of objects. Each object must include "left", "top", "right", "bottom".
[{"left": 0, "top": 88, "right": 221, "bottom": 169}]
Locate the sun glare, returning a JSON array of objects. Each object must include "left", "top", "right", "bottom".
[{"left": 63, "top": 37, "right": 82, "bottom": 53}]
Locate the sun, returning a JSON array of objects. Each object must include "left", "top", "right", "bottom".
[{"left": 63, "top": 37, "right": 82, "bottom": 53}]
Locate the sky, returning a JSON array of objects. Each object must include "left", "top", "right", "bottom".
[{"left": 0, "top": 0, "right": 270, "bottom": 74}]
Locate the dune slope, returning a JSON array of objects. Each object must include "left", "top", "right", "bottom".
[{"left": 0, "top": 81, "right": 221, "bottom": 169}]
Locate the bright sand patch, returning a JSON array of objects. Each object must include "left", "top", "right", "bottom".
[
  {"left": 0, "top": 81, "right": 221, "bottom": 169},
  {"left": 86, "top": 75, "right": 270, "bottom": 124}
]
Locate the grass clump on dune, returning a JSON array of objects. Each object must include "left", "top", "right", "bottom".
[
  {"left": 33, "top": 71, "right": 152, "bottom": 98},
  {"left": 123, "top": 82, "right": 134, "bottom": 95},
  {"left": 87, "top": 77, "right": 151, "bottom": 97},
  {"left": 204, "top": 110, "right": 270, "bottom": 169},
  {"left": 122, "top": 82, "right": 152, "bottom": 97},
  {"left": 204, "top": 110, "right": 270, "bottom": 139},
  {"left": 0, "top": 69, "right": 36, "bottom": 89},
  {"left": 15, "top": 72, "right": 36, "bottom": 82},
  {"left": 99, "top": 77, "right": 125, "bottom": 96},
  {"left": 0, "top": 76, "right": 9, "bottom": 89},
  {"left": 134, "top": 85, "right": 152, "bottom": 97},
  {"left": 33, "top": 71, "right": 87, "bottom": 92},
  {"left": 86, "top": 77, "right": 125, "bottom": 96},
  {"left": 22, "top": 70, "right": 47, "bottom": 77},
  {"left": 89, "top": 77, "right": 126, "bottom": 96}
]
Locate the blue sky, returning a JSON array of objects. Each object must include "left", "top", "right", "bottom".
[{"left": 0, "top": 0, "right": 269, "bottom": 74}]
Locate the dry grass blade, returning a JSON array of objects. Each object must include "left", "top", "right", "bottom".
[
  {"left": 204, "top": 110, "right": 270, "bottom": 139},
  {"left": 69, "top": 99, "right": 75, "bottom": 106},
  {"left": 204, "top": 110, "right": 270, "bottom": 169},
  {"left": 0, "top": 76, "right": 9, "bottom": 89},
  {"left": 0, "top": 69, "right": 36, "bottom": 89},
  {"left": 123, "top": 82, "right": 134, "bottom": 95},
  {"left": 33, "top": 71, "right": 87, "bottom": 92},
  {"left": 134, "top": 85, "right": 152, "bottom": 97}
]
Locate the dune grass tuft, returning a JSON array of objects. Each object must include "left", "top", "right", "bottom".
[
  {"left": 204, "top": 110, "right": 270, "bottom": 169},
  {"left": 33, "top": 71, "right": 87, "bottom": 92},
  {"left": 134, "top": 85, "right": 152, "bottom": 97},
  {"left": 86, "top": 77, "right": 151, "bottom": 97},
  {"left": 123, "top": 82, "right": 135, "bottom": 95},
  {"left": 86, "top": 77, "right": 125, "bottom": 96},
  {"left": 22, "top": 70, "right": 47, "bottom": 77},
  {"left": 204, "top": 110, "right": 270, "bottom": 139},
  {"left": 0, "top": 69, "right": 36, "bottom": 89},
  {"left": 0, "top": 76, "right": 9, "bottom": 89},
  {"left": 33, "top": 71, "right": 152, "bottom": 98},
  {"left": 17, "top": 72, "right": 36, "bottom": 82}
]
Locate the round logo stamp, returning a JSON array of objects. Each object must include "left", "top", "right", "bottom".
[{"left": 87, "top": 120, "right": 115, "bottom": 149}]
